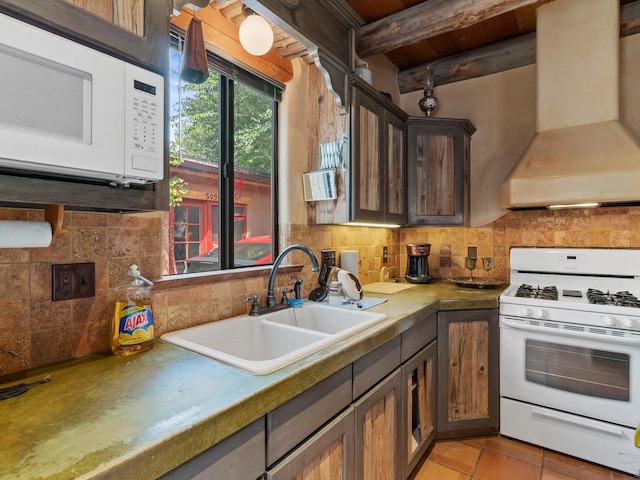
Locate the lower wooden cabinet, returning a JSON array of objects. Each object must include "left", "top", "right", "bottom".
[
  {"left": 266, "top": 407, "right": 355, "bottom": 480},
  {"left": 402, "top": 340, "right": 437, "bottom": 478},
  {"left": 159, "top": 309, "right": 503, "bottom": 479},
  {"left": 354, "top": 369, "right": 402, "bottom": 480},
  {"left": 159, "top": 418, "right": 265, "bottom": 480},
  {"left": 267, "top": 366, "right": 352, "bottom": 466},
  {"left": 437, "top": 309, "right": 499, "bottom": 437}
]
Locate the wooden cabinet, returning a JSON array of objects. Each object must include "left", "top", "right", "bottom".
[
  {"left": 402, "top": 340, "right": 437, "bottom": 478},
  {"left": 350, "top": 77, "right": 407, "bottom": 225},
  {"left": 267, "top": 366, "right": 352, "bottom": 467},
  {"left": 437, "top": 309, "right": 499, "bottom": 437},
  {"left": 354, "top": 369, "right": 402, "bottom": 480},
  {"left": 0, "top": 0, "right": 169, "bottom": 71},
  {"left": 407, "top": 117, "right": 476, "bottom": 226},
  {"left": 160, "top": 418, "right": 265, "bottom": 480},
  {"left": 266, "top": 407, "right": 355, "bottom": 480}
]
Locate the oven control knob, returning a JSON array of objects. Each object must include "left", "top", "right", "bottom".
[
  {"left": 534, "top": 309, "right": 547, "bottom": 319},
  {"left": 521, "top": 307, "right": 532, "bottom": 316},
  {"left": 622, "top": 317, "right": 636, "bottom": 328},
  {"left": 603, "top": 315, "right": 616, "bottom": 326}
]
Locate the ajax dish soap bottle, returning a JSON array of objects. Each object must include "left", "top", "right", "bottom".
[{"left": 112, "top": 264, "right": 155, "bottom": 356}]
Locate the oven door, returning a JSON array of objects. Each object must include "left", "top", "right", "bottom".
[{"left": 500, "top": 315, "right": 640, "bottom": 428}]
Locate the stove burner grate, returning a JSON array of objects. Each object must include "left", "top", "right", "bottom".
[
  {"left": 515, "top": 284, "right": 558, "bottom": 300},
  {"left": 586, "top": 289, "right": 640, "bottom": 308}
]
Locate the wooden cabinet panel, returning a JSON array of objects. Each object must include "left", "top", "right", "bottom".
[
  {"left": 407, "top": 117, "right": 475, "bottom": 226},
  {"left": 267, "top": 408, "right": 355, "bottom": 480},
  {"left": 437, "top": 309, "right": 499, "bottom": 437},
  {"left": 385, "top": 111, "right": 406, "bottom": 224},
  {"left": 350, "top": 76, "right": 407, "bottom": 225},
  {"left": 358, "top": 105, "right": 381, "bottom": 213},
  {"left": 402, "top": 340, "right": 437, "bottom": 479},
  {"left": 354, "top": 369, "right": 402, "bottom": 480},
  {"left": 447, "top": 320, "right": 489, "bottom": 421},
  {"left": 416, "top": 135, "right": 455, "bottom": 216}
]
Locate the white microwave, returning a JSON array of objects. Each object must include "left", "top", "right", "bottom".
[{"left": 0, "top": 12, "right": 164, "bottom": 186}]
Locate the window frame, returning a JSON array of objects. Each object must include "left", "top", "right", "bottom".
[{"left": 167, "top": 30, "right": 281, "bottom": 276}]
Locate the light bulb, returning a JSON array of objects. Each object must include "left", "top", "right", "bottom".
[{"left": 239, "top": 14, "right": 274, "bottom": 56}]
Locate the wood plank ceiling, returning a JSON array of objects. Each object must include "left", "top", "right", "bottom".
[{"left": 176, "top": 0, "right": 640, "bottom": 93}]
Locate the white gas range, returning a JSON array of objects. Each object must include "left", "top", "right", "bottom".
[{"left": 499, "top": 248, "right": 640, "bottom": 475}]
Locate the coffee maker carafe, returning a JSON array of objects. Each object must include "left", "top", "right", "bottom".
[{"left": 405, "top": 243, "right": 431, "bottom": 284}]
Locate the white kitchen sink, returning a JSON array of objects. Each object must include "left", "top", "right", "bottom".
[{"left": 161, "top": 302, "right": 387, "bottom": 374}]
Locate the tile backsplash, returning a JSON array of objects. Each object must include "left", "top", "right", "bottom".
[{"left": 2, "top": 205, "right": 640, "bottom": 376}]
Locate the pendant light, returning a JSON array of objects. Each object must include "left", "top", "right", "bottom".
[{"left": 239, "top": 7, "right": 274, "bottom": 56}]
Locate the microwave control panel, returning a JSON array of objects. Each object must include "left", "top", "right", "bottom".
[{"left": 125, "top": 64, "right": 164, "bottom": 183}]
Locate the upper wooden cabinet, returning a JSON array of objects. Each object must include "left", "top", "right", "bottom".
[
  {"left": 351, "top": 77, "right": 408, "bottom": 225},
  {"left": 0, "top": 0, "right": 170, "bottom": 71},
  {"left": 407, "top": 117, "right": 476, "bottom": 226},
  {"left": 0, "top": 0, "right": 169, "bottom": 212}
]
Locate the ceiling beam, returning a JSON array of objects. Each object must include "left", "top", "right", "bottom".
[
  {"left": 398, "top": 0, "right": 640, "bottom": 94},
  {"left": 355, "top": 0, "right": 541, "bottom": 58},
  {"left": 398, "top": 32, "right": 535, "bottom": 94}
]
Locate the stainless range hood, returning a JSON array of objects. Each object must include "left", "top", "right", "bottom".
[{"left": 502, "top": 0, "right": 640, "bottom": 209}]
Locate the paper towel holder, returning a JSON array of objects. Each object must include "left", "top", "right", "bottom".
[{"left": 44, "top": 204, "right": 66, "bottom": 237}]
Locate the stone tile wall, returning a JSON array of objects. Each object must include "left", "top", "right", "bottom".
[{"left": 1, "top": 205, "right": 639, "bottom": 375}]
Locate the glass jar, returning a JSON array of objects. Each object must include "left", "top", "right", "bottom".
[{"left": 328, "top": 281, "right": 343, "bottom": 306}]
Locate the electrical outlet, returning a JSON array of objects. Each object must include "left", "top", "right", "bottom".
[
  {"left": 52, "top": 263, "right": 95, "bottom": 301},
  {"left": 321, "top": 250, "right": 336, "bottom": 267},
  {"left": 382, "top": 246, "right": 388, "bottom": 262}
]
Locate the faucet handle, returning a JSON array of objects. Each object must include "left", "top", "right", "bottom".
[
  {"left": 281, "top": 290, "right": 290, "bottom": 304},
  {"left": 246, "top": 295, "right": 260, "bottom": 315}
]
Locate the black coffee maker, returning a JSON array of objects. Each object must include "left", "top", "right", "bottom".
[{"left": 405, "top": 243, "right": 431, "bottom": 284}]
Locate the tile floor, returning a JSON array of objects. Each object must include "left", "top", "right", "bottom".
[{"left": 411, "top": 435, "right": 639, "bottom": 480}]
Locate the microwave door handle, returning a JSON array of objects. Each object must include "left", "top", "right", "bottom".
[{"left": 499, "top": 316, "right": 640, "bottom": 347}]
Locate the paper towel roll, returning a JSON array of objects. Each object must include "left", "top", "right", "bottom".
[
  {"left": 341, "top": 250, "right": 358, "bottom": 276},
  {"left": 0, "top": 221, "right": 53, "bottom": 248}
]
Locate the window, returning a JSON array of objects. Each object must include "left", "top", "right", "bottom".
[{"left": 167, "top": 33, "right": 281, "bottom": 275}]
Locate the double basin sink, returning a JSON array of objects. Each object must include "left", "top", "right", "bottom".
[{"left": 161, "top": 301, "right": 387, "bottom": 374}]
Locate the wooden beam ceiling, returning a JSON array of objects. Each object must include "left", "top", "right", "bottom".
[
  {"left": 396, "top": 0, "right": 640, "bottom": 93},
  {"left": 355, "top": 0, "right": 543, "bottom": 58}
]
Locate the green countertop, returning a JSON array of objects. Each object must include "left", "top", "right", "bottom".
[{"left": 0, "top": 281, "right": 503, "bottom": 480}]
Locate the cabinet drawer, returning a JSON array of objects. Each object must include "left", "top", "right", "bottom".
[
  {"left": 353, "top": 336, "right": 401, "bottom": 399},
  {"left": 159, "top": 418, "right": 265, "bottom": 480},
  {"left": 267, "top": 365, "right": 352, "bottom": 466},
  {"left": 266, "top": 407, "right": 355, "bottom": 480},
  {"left": 401, "top": 313, "right": 437, "bottom": 362}
]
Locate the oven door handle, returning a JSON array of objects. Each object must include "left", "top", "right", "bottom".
[
  {"left": 531, "top": 407, "right": 624, "bottom": 438},
  {"left": 500, "top": 317, "right": 640, "bottom": 346}
]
